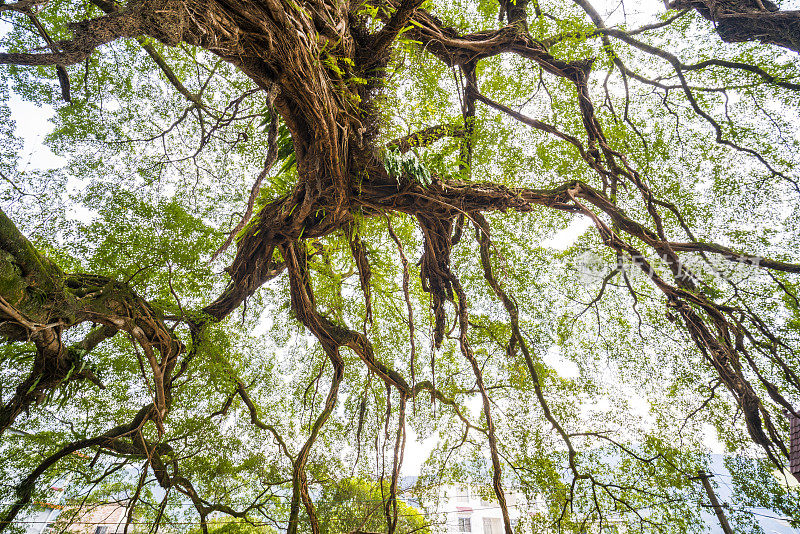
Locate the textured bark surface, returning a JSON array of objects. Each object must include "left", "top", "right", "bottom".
[
  {"left": 668, "top": 0, "right": 800, "bottom": 52},
  {"left": 0, "top": 209, "right": 181, "bottom": 436}
]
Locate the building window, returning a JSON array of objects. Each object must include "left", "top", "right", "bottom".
[
  {"left": 456, "top": 485, "right": 469, "bottom": 503},
  {"left": 458, "top": 518, "right": 471, "bottom": 532},
  {"left": 483, "top": 518, "right": 502, "bottom": 534},
  {"left": 95, "top": 527, "right": 108, "bottom": 534}
]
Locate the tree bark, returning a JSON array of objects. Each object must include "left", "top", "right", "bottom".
[{"left": 668, "top": 0, "right": 800, "bottom": 52}]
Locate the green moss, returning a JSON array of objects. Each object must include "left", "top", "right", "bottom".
[
  {"left": 0, "top": 250, "right": 27, "bottom": 306},
  {"left": 0, "top": 209, "right": 62, "bottom": 294}
]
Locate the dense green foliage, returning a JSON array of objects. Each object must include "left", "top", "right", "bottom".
[{"left": 1, "top": 0, "right": 800, "bottom": 532}]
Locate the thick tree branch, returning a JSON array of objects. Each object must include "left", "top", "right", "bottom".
[
  {"left": 668, "top": 0, "right": 800, "bottom": 52},
  {"left": 0, "top": 6, "right": 148, "bottom": 65},
  {"left": 386, "top": 124, "right": 467, "bottom": 153}
]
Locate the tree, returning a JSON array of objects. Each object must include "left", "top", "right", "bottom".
[
  {"left": 188, "top": 516, "right": 278, "bottom": 534},
  {"left": 0, "top": 0, "right": 799, "bottom": 532},
  {"left": 313, "top": 477, "right": 429, "bottom": 534}
]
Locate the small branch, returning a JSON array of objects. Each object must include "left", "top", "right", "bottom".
[
  {"left": 370, "top": 0, "right": 427, "bottom": 56},
  {"left": 0, "top": 0, "right": 47, "bottom": 13},
  {"left": 211, "top": 107, "right": 279, "bottom": 261},
  {"left": 235, "top": 381, "right": 293, "bottom": 460},
  {"left": 386, "top": 124, "right": 467, "bottom": 153},
  {"left": 24, "top": 11, "right": 71, "bottom": 101},
  {"left": 137, "top": 38, "right": 203, "bottom": 106},
  {"left": 0, "top": 7, "right": 146, "bottom": 66}
]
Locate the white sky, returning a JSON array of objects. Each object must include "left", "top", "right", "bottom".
[{"left": 9, "top": 95, "right": 64, "bottom": 171}]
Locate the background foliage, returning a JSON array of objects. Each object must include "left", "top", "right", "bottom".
[{"left": 1, "top": 0, "right": 800, "bottom": 532}]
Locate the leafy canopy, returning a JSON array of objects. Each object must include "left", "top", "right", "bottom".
[{"left": 1, "top": 0, "right": 800, "bottom": 532}]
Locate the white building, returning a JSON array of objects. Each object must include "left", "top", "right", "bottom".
[
  {"left": 415, "top": 483, "right": 530, "bottom": 534},
  {"left": 444, "top": 484, "right": 524, "bottom": 534}
]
